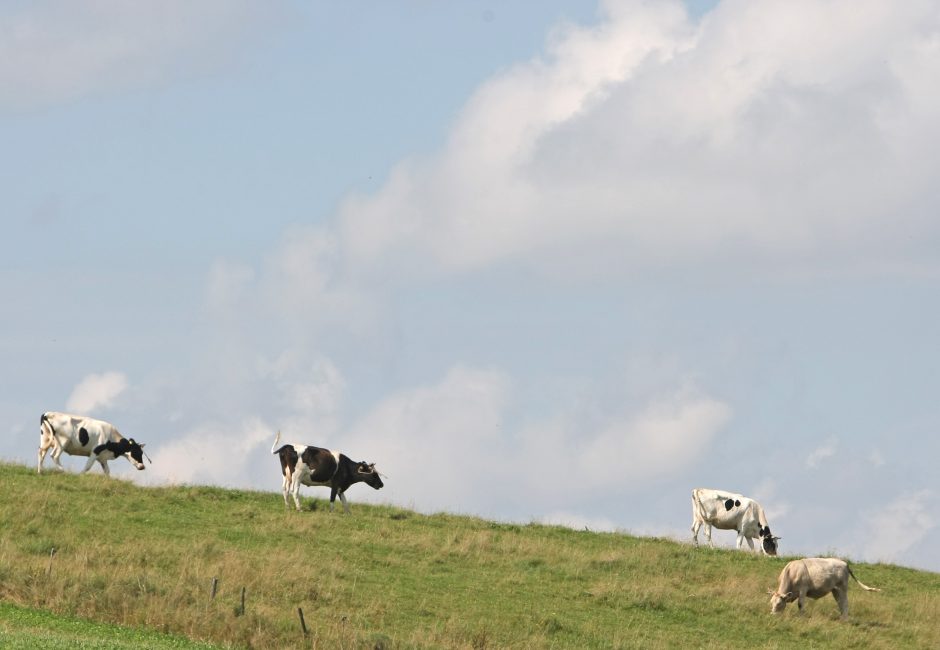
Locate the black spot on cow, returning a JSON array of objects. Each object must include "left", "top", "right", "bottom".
[
  {"left": 79, "top": 427, "right": 89, "bottom": 446},
  {"left": 760, "top": 528, "right": 778, "bottom": 555},
  {"left": 93, "top": 438, "right": 146, "bottom": 466},
  {"left": 724, "top": 499, "right": 733, "bottom": 511},
  {"left": 94, "top": 440, "right": 123, "bottom": 457},
  {"left": 735, "top": 499, "right": 741, "bottom": 507}
]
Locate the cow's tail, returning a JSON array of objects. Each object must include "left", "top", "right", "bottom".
[
  {"left": 847, "top": 565, "right": 881, "bottom": 592},
  {"left": 271, "top": 430, "right": 283, "bottom": 454},
  {"left": 40, "top": 413, "right": 57, "bottom": 444},
  {"left": 691, "top": 489, "right": 706, "bottom": 523}
]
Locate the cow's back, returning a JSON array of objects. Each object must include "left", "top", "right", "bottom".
[
  {"left": 693, "top": 488, "right": 748, "bottom": 527},
  {"left": 44, "top": 412, "right": 120, "bottom": 455},
  {"left": 299, "top": 446, "right": 340, "bottom": 484},
  {"left": 801, "top": 558, "right": 850, "bottom": 595}
]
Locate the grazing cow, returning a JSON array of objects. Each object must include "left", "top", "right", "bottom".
[
  {"left": 690, "top": 488, "right": 780, "bottom": 555},
  {"left": 38, "top": 411, "right": 149, "bottom": 476},
  {"left": 769, "top": 557, "right": 880, "bottom": 620},
  {"left": 271, "top": 431, "right": 383, "bottom": 513}
]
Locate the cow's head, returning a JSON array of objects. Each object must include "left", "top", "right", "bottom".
[
  {"left": 768, "top": 589, "right": 792, "bottom": 613},
  {"left": 758, "top": 526, "right": 780, "bottom": 556},
  {"left": 356, "top": 462, "right": 384, "bottom": 490},
  {"left": 125, "top": 438, "right": 148, "bottom": 470}
]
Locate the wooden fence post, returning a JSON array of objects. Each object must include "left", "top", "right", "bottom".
[{"left": 298, "top": 607, "right": 308, "bottom": 636}]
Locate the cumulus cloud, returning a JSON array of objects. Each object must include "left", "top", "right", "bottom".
[
  {"left": 579, "top": 388, "right": 731, "bottom": 482},
  {"left": 0, "top": 0, "right": 284, "bottom": 110},
  {"left": 66, "top": 371, "right": 128, "bottom": 413},
  {"left": 342, "top": 365, "right": 512, "bottom": 513},
  {"left": 341, "top": 367, "right": 729, "bottom": 515},
  {"left": 141, "top": 417, "right": 273, "bottom": 487},
  {"left": 324, "top": 0, "right": 940, "bottom": 282},
  {"left": 259, "top": 352, "right": 348, "bottom": 440},
  {"left": 858, "top": 490, "right": 936, "bottom": 562}
]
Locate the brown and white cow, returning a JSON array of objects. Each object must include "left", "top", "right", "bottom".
[
  {"left": 271, "top": 431, "right": 383, "bottom": 513},
  {"left": 769, "top": 557, "right": 881, "bottom": 620},
  {"left": 38, "top": 411, "right": 149, "bottom": 476},
  {"left": 691, "top": 488, "right": 779, "bottom": 555}
]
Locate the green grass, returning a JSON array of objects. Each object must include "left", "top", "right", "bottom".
[
  {"left": 0, "top": 601, "right": 219, "bottom": 649},
  {"left": 1, "top": 461, "right": 938, "bottom": 648}
]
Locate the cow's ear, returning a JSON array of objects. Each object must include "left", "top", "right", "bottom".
[{"left": 139, "top": 443, "right": 145, "bottom": 448}]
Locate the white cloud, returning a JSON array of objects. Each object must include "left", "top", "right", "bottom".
[
  {"left": 324, "top": 0, "right": 940, "bottom": 283},
  {"left": 341, "top": 367, "right": 730, "bottom": 514},
  {"left": 806, "top": 437, "right": 838, "bottom": 470},
  {"left": 66, "top": 371, "right": 128, "bottom": 414},
  {"left": 576, "top": 385, "right": 732, "bottom": 487},
  {"left": 342, "top": 365, "right": 512, "bottom": 514},
  {"left": 260, "top": 352, "right": 348, "bottom": 441},
  {"left": 858, "top": 490, "right": 936, "bottom": 562},
  {"left": 0, "top": 0, "right": 283, "bottom": 110},
  {"left": 141, "top": 417, "right": 273, "bottom": 487}
]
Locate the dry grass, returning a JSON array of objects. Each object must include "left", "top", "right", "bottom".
[{"left": 1, "top": 462, "right": 938, "bottom": 649}]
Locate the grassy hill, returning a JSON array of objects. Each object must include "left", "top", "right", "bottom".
[{"left": 0, "top": 463, "right": 937, "bottom": 649}]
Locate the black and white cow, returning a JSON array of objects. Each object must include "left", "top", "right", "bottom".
[
  {"left": 271, "top": 431, "right": 383, "bottom": 513},
  {"left": 690, "top": 487, "right": 780, "bottom": 555},
  {"left": 38, "top": 411, "right": 149, "bottom": 476}
]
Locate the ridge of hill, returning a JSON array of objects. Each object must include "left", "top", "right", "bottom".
[{"left": 0, "top": 462, "right": 937, "bottom": 649}]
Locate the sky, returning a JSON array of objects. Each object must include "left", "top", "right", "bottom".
[{"left": 3, "top": 0, "right": 939, "bottom": 572}]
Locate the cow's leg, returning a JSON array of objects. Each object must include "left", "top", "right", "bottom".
[
  {"left": 704, "top": 524, "right": 714, "bottom": 547},
  {"left": 743, "top": 536, "right": 756, "bottom": 552},
  {"left": 691, "top": 519, "right": 701, "bottom": 546},
  {"left": 797, "top": 592, "right": 806, "bottom": 614},
  {"left": 40, "top": 435, "right": 66, "bottom": 472},
  {"left": 51, "top": 445, "right": 66, "bottom": 470},
  {"left": 81, "top": 455, "right": 97, "bottom": 473},
  {"left": 281, "top": 471, "right": 291, "bottom": 508},
  {"left": 833, "top": 589, "right": 848, "bottom": 620},
  {"left": 338, "top": 490, "right": 350, "bottom": 514},
  {"left": 329, "top": 487, "right": 338, "bottom": 513},
  {"left": 99, "top": 459, "right": 111, "bottom": 476},
  {"left": 48, "top": 437, "right": 67, "bottom": 470},
  {"left": 289, "top": 472, "right": 303, "bottom": 511},
  {"left": 38, "top": 442, "right": 50, "bottom": 473}
]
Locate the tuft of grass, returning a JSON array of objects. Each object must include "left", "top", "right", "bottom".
[{"left": 0, "top": 461, "right": 938, "bottom": 648}]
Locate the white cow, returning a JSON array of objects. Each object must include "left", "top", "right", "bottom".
[
  {"left": 769, "top": 557, "right": 881, "bottom": 620},
  {"left": 690, "top": 488, "right": 779, "bottom": 555},
  {"left": 38, "top": 411, "right": 148, "bottom": 475}
]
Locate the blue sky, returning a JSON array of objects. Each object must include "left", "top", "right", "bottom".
[{"left": 3, "top": 0, "right": 939, "bottom": 572}]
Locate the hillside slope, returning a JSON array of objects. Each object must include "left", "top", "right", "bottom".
[{"left": 0, "top": 463, "right": 937, "bottom": 649}]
